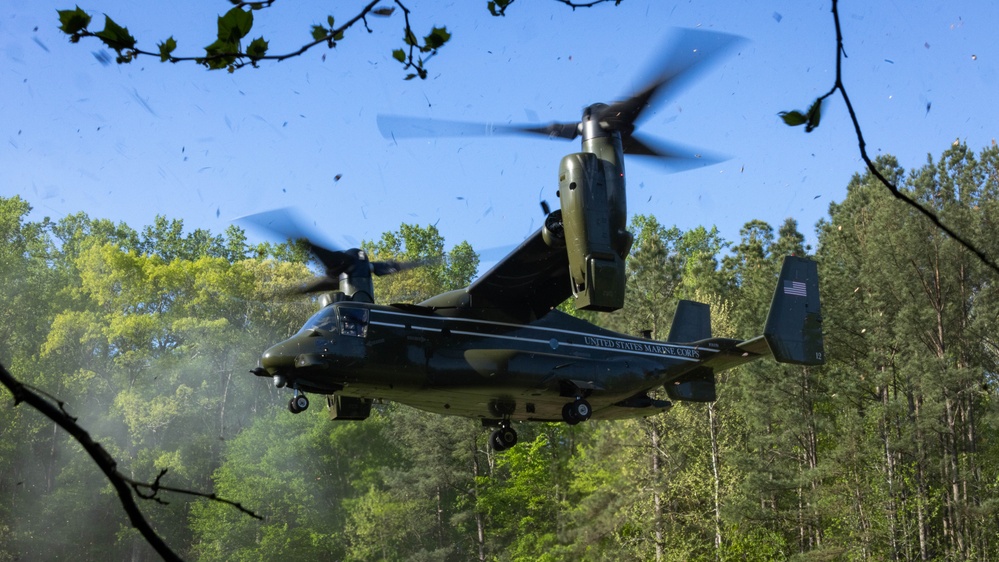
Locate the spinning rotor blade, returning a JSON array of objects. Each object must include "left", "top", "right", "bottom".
[
  {"left": 604, "top": 28, "right": 744, "bottom": 130},
  {"left": 236, "top": 208, "right": 350, "bottom": 275},
  {"left": 371, "top": 258, "right": 431, "bottom": 276},
  {"left": 236, "top": 208, "right": 427, "bottom": 291},
  {"left": 375, "top": 28, "right": 744, "bottom": 168},
  {"left": 376, "top": 115, "right": 579, "bottom": 141},
  {"left": 622, "top": 133, "right": 727, "bottom": 171},
  {"left": 293, "top": 276, "right": 341, "bottom": 295}
]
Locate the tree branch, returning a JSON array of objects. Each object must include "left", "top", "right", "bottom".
[
  {"left": 784, "top": 0, "right": 999, "bottom": 276},
  {"left": 0, "top": 360, "right": 261, "bottom": 561},
  {"left": 59, "top": 1, "right": 439, "bottom": 76}
]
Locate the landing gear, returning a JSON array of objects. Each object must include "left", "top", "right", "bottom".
[
  {"left": 288, "top": 391, "right": 309, "bottom": 414},
  {"left": 489, "top": 421, "right": 518, "bottom": 452},
  {"left": 562, "top": 399, "right": 592, "bottom": 425}
]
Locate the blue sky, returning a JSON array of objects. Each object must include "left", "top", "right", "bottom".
[{"left": 4, "top": 1, "right": 998, "bottom": 270}]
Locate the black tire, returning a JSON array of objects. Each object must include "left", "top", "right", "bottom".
[
  {"left": 490, "top": 429, "right": 507, "bottom": 451},
  {"left": 499, "top": 427, "right": 518, "bottom": 448},
  {"left": 288, "top": 397, "right": 300, "bottom": 413},
  {"left": 572, "top": 399, "right": 592, "bottom": 421},
  {"left": 294, "top": 395, "right": 310, "bottom": 412},
  {"left": 562, "top": 402, "right": 580, "bottom": 425}
]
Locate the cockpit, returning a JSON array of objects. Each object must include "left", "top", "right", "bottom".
[
  {"left": 297, "top": 305, "right": 370, "bottom": 337},
  {"left": 339, "top": 307, "right": 368, "bottom": 337},
  {"left": 299, "top": 306, "right": 338, "bottom": 333}
]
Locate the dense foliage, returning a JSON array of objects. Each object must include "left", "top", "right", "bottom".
[{"left": 2, "top": 142, "right": 998, "bottom": 560}]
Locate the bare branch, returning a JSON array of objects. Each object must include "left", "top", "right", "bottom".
[
  {"left": 0, "top": 361, "right": 262, "bottom": 561},
  {"left": 124, "top": 469, "right": 263, "bottom": 520},
  {"left": 554, "top": 0, "right": 624, "bottom": 8},
  {"left": 815, "top": 0, "right": 999, "bottom": 275}
]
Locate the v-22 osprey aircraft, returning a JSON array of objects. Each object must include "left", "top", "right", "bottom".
[{"left": 249, "top": 29, "right": 825, "bottom": 451}]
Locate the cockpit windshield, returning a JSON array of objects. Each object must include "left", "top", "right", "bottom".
[
  {"left": 297, "top": 305, "right": 370, "bottom": 337},
  {"left": 299, "top": 306, "right": 338, "bottom": 333}
]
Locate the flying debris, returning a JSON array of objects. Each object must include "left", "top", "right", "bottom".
[{"left": 92, "top": 50, "right": 112, "bottom": 66}]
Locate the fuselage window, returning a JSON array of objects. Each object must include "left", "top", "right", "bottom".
[{"left": 340, "top": 307, "right": 369, "bottom": 338}]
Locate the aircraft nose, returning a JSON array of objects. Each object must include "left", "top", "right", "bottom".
[{"left": 260, "top": 340, "right": 297, "bottom": 371}]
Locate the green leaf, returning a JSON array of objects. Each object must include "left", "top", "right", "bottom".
[
  {"left": 57, "top": 6, "right": 91, "bottom": 34},
  {"left": 488, "top": 0, "right": 513, "bottom": 17},
  {"left": 327, "top": 15, "right": 335, "bottom": 28},
  {"left": 778, "top": 110, "right": 807, "bottom": 127},
  {"left": 423, "top": 26, "right": 451, "bottom": 51},
  {"left": 805, "top": 98, "right": 823, "bottom": 132},
  {"left": 247, "top": 37, "right": 268, "bottom": 60},
  {"left": 779, "top": 98, "right": 824, "bottom": 132},
  {"left": 392, "top": 49, "right": 406, "bottom": 63},
  {"left": 95, "top": 15, "right": 136, "bottom": 52},
  {"left": 217, "top": 6, "right": 253, "bottom": 43},
  {"left": 311, "top": 25, "right": 328, "bottom": 41},
  {"left": 203, "top": 39, "right": 238, "bottom": 69},
  {"left": 157, "top": 36, "right": 177, "bottom": 61}
]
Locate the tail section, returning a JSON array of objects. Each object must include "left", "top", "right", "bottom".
[
  {"left": 763, "top": 256, "right": 824, "bottom": 365},
  {"left": 667, "top": 300, "right": 711, "bottom": 343},
  {"left": 663, "top": 256, "right": 823, "bottom": 404},
  {"left": 664, "top": 301, "right": 715, "bottom": 402}
]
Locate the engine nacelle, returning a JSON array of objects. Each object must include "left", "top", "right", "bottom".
[{"left": 558, "top": 152, "right": 633, "bottom": 311}]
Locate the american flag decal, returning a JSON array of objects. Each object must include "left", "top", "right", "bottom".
[{"left": 783, "top": 280, "right": 807, "bottom": 297}]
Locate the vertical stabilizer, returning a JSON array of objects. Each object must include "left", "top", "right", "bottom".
[
  {"left": 667, "top": 300, "right": 711, "bottom": 343},
  {"left": 665, "top": 300, "right": 715, "bottom": 402},
  {"left": 763, "top": 256, "right": 824, "bottom": 365}
]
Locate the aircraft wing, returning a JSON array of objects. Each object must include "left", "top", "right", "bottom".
[{"left": 466, "top": 228, "right": 571, "bottom": 321}]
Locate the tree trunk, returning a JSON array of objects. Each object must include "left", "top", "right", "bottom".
[
  {"left": 472, "top": 435, "right": 486, "bottom": 562},
  {"left": 650, "top": 420, "right": 664, "bottom": 562},
  {"left": 708, "top": 403, "right": 722, "bottom": 558}
]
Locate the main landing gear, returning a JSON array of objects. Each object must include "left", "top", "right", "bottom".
[
  {"left": 562, "top": 398, "right": 592, "bottom": 425},
  {"left": 288, "top": 390, "right": 309, "bottom": 414},
  {"left": 488, "top": 398, "right": 592, "bottom": 451},
  {"left": 489, "top": 420, "right": 518, "bottom": 452}
]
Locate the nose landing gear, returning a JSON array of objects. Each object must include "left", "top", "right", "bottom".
[{"left": 288, "top": 390, "right": 310, "bottom": 414}]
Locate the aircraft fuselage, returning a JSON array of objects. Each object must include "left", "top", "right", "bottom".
[{"left": 256, "top": 301, "right": 738, "bottom": 422}]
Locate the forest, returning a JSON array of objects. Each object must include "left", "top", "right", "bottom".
[{"left": 2, "top": 142, "right": 998, "bottom": 561}]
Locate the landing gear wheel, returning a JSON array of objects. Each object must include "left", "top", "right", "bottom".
[
  {"left": 562, "top": 399, "right": 592, "bottom": 424},
  {"left": 489, "top": 430, "right": 504, "bottom": 451},
  {"left": 288, "top": 394, "right": 309, "bottom": 414},
  {"left": 562, "top": 403, "right": 581, "bottom": 425},
  {"left": 489, "top": 426, "right": 518, "bottom": 452}
]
